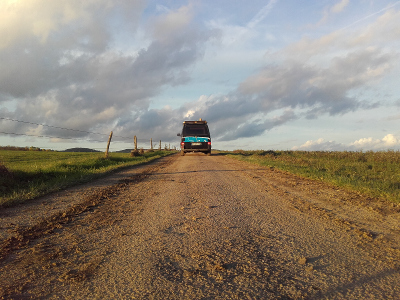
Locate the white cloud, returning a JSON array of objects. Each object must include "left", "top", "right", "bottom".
[
  {"left": 0, "top": 0, "right": 106, "bottom": 49},
  {"left": 382, "top": 134, "right": 399, "bottom": 146},
  {"left": 292, "top": 138, "right": 346, "bottom": 151},
  {"left": 295, "top": 134, "right": 400, "bottom": 151},
  {"left": 331, "top": 0, "right": 350, "bottom": 14},
  {"left": 185, "top": 110, "right": 196, "bottom": 119},
  {"left": 351, "top": 134, "right": 400, "bottom": 149}
]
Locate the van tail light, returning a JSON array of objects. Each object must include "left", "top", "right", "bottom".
[{"left": 208, "top": 142, "right": 211, "bottom": 145}]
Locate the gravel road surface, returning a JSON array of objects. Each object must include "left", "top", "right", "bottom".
[{"left": 1, "top": 153, "right": 399, "bottom": 299}]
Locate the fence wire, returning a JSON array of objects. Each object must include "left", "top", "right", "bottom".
[{"left": 0, "top": 117, "right": 174, "bottom": 151}]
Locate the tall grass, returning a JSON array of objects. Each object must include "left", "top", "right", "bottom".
[
  {"left": 0, "top": 150, "right": 174, "bottom": 207},
  {"left": 227, "top": 150, "right": 400, "bottom": 203}
]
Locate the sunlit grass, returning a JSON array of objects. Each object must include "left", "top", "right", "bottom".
[
  {"left": 226, "top": 150, "right": 400, "bottom": 203},
  {"left": 0, "top": 150, "right": 175, "bottom": 207}
]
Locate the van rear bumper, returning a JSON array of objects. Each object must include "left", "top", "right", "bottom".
[{"left": 181, "top": 142, "right": 210, "bottom": 152}]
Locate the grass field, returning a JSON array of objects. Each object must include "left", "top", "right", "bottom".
[
  {"left": 226, "top": 150, "right": 400, "bottom": 204},
  {"left": 2, "top": 149, "right": 400, "bottom": 207},
  {"left": 0, "top": 150, "right": 175, "bottom": 207}
]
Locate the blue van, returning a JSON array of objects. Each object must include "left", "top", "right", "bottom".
[{"left": 177, "top": 119, "right": 211, "bottom": 156}]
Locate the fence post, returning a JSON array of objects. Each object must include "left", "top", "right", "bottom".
[
  {"left": 134, "top": 136, "right": 137, "bottom": 151},
  {"left": 150, "top": 138, "right": 153, "bottom": 151},
  {"left": 159, "top": 140, "right": 161, "bottom": 151},
  {"left": 105, "top": 131, "right": 113, "bottom": 158}
]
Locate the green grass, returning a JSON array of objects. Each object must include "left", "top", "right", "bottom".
[
  {"left": 225, "top": 150, "right": 400, "bottom": 204},
  {"left": 0, "top": 150, "right": 175, "bottom": 207}
]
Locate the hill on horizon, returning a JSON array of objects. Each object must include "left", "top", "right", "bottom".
[{"left": 63, "top": 147, "right": 101, "bottom": 153}]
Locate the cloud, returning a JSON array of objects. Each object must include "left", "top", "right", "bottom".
[
  {"left": 247, "top": 0, "right": 279, "bottom": 29},
  {"left": 315, "top": 0, "right": 350, "bottom": 27},
  {"left": 112, "top": 105, "right": 186, "bottom": 143},
  {"left": 159, "top": 8, "right": 400, "bottom": 143},
  {"left": 351, "top": 134, "right": 400, "bottom": 149},
  {"left": 292, "top": 138, "right": 345, "bottom": 151},
  {"left": 0, "top": 0, "right": 80, "bottom": 48},
  {"left": 150, "top": 5, "right": 193, "bottom": 42},
  {"left": 0, "top": 0, "right": 126, "bottom": 50},
  {"left": 176, "top": 91, "right": 298, "bottom": 141},
  {"left": 205, "top": 0, "right": 278, "bottom": 46},
  {"left": 1, "top": 1, "right": 400, "bottom": 149},
  {"left": 237, "top": 47, "right": 394, "bottom": 116},
  {"left": 290, "top": 9, "right": 400, "bottom": 60},
  {"left": 331, "top": 0, "right": 350, "bottom": 14},
  {"left": 340, "top": 2, "right": 400, "bottom": 31},
  {"left": 196, "top": 9, "right": 398, "bottom": 140},
  {"left": 216, "top": 109, "right": 296, "bottom": 141},
  {"left": 294, "top": 134, "right": 400, "bottom": 151},
  {"left": 0, "top": 2, "right": 214, "bottom": 140}
]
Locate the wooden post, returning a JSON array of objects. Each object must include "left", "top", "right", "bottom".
[
  {"left": 150, "top": 138, "right": 153, "bottom": 151},
  {"left": 159, "top": 140, "right": 161, "bottom": 151},
  {"left": 105, "top": 131, "right": 113, "bottom": 158},
  {"left": 134, "top": 136, "right": 137, "bottom": 151}
]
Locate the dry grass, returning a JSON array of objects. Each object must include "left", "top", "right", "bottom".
[{"left": 227, "top": 150, "right": 400, "bottom": 203}]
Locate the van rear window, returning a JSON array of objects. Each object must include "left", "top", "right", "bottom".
[{"left": 183, "top": 125, "right": 209, "bottom": 136}]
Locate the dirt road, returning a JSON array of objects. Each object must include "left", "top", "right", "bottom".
[{"left": 1, "top": 153, "right": 399, "bottom": 299}]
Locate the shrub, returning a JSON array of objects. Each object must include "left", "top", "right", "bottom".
[
  {"left": 0, "top": 162, "right": 12, "bottom": 177},
  {"left": 0, "top": 162, "right": 14, "bottom": 196}
]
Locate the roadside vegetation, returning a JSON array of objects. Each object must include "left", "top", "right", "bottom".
[
  {"left": 226, "top": 150, "right": 400, "bottom": 203},
  {"left": 0, "top": 150, "right": 175, "bottom": 207}
]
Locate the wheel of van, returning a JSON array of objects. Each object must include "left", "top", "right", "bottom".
[{"left": 207, "top": 151, "right": 211, "bottom": 156}]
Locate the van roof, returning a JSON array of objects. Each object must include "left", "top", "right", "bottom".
[{"left": 183, "top": 120, "right": 207, "bottom": 125}]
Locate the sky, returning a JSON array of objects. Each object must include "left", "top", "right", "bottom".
[{"left": 1, "top": 0, "right": 400, "bottom": 152}]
